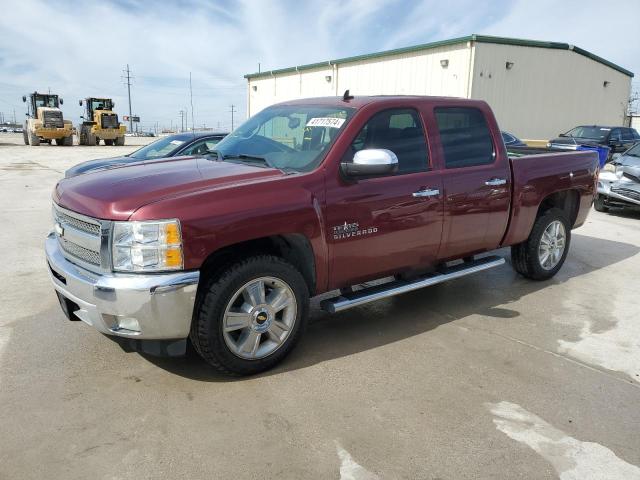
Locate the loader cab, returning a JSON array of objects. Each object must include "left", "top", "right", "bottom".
[
  {"left": 80, "top": 98, "right": 115, "bottom": 120},
  {"left": 23, "top": 92, "right": 62, "bottom": 118}
]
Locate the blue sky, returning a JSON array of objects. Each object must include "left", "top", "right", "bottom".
[{"left": 1, "top": 0, "right": 638, "bottom": 131}]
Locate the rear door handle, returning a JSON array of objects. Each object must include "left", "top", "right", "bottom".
[
  {"left": 413, "top": 188, "right": 440, "bottom": 198},
  {"left": 485, "top": 178, "right": 507, "bottom": 186}
]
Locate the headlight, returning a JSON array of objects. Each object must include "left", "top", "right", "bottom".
[{"left": 112, "top": 219, "right": 183, "bottom": 272}]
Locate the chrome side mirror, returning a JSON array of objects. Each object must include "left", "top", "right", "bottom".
[{"left": 341, "top": 149, "right": 399, "bottom": 177}]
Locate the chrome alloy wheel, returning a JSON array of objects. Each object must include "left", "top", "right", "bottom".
[
  {"left": 538, "top": 220, "right": 566, "bottom": 270},
  {"left": 222, "top": 277, "right": 297, "bottom": 360}
]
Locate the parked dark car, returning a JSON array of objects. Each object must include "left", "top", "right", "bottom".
[
  {"left": 548, "top": 125, "right": 640, "bottom": 158},
  {"left": 501, "top": 131, "right": 526, "bottom": 147},
  {"left": 65, "top": 131, "right": 228, "bottom": 178}
]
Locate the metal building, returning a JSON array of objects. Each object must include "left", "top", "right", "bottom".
[{"left": 245, "top": 35, "right": 633, "bottom": 139}]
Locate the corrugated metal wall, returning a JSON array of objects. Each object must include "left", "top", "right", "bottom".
[
  {"left": 247, "top": 43, "right": 472, "bottom": 116},
  {"left": 247, "top": 42, "right": 632, "bottom": 140},
  {"left": 471, "top": 43, "right": 632, "bottom": 139}
]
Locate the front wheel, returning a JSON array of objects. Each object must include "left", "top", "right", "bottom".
[
  {"left": 190, "top": 255, "right": 309, "bottom": 376},
  {"left": 511, "top": 208, "right": 571, "bottom": 281}
]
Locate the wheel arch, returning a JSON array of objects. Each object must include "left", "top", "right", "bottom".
[
  {"left": 535, "top": 189, "right": 580, "bottom": 227},
  {"left": 197, "top": 234, "right": 317, "bottom": 298}
]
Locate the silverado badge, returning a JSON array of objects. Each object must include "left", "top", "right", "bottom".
[{"left": 332, "top": 222, "right": 378, "bottom": 240}]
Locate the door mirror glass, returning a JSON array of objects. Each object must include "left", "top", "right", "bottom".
[
  {"left": 341, "top": 149, "right": 398, "bottom": 177},
  {"left": 60, "top": 98, "right": 63, "bottom": 105}
]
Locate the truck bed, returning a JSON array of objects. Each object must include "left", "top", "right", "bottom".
[{"left": 502, "top": 150, "right": 599, "bottom": 247}]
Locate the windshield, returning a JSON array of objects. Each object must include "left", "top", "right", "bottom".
[
  {"left": 214, "top": 104, "right": 355, "bottom": 172},
  {"left": 129, "top": 136, "right": 187, "bottom": 159},
  {"left": 90, "top": 98, "right": 113, "bottom": 111},
  {"left": 34, "top": 95, "right": 58, "bottom": 108},
  {"left": 623, "top": 142, "right": 640, "bottom": 158},
  {"left": 565, "top": 126, "right": 609, "bottom": 141}
]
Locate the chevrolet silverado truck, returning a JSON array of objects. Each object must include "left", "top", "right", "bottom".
[{"left": 46, "top": 95, "right": 599, "bottom": 375}]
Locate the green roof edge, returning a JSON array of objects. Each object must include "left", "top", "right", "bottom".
[{"left": 244, "top": 34, "right": 633, "bottom": 79}]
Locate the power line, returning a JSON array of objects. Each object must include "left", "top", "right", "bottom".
[
  {"left": 189, "top": 72, "right": 195, "bottom": 132},
  {"left": 178, "top": 109, "right": 186, "bottom": 132},
  {"left": 230, "top": 104, "right": 236, "bottom": 131},
  {"left": 122, "top": 64, "right": 134, "bottom": 133}
]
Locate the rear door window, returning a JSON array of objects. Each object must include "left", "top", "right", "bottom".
[{"left": 435, "top": 107, "right": 494, "bottom": 168}]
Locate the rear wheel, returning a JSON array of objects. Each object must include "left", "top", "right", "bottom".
[
  {"left": 115, "top": 136, "right": 125, "bottom": 146},
  {"left": 28, "top": 131, "right": 40, "bottom": 146},
  {"left": 23, "top": 128, "right": 28, "bottom": 145},
  {"left": 593, "top": 194, "right": 609, "bottom": 212},
  {"left": 511, "top": 208, "right": 570, "bottom": 281},
  {"left": 104, "top": 139, "right": 114, "bottom": 146},
  {"left": 190, "top": 255, "right": 309, "bottom": 376}
]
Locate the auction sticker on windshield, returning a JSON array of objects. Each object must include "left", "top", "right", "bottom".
[{"left": 306, "top": 117, "right": 345, "bottom": 128}]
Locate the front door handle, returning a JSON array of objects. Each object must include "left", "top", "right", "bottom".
[
  {"left": 485, "top": 178, "right": 507, "bottom": 186},
  {"left": 413, "top": 188, "right": 440, "bottom": 198}
]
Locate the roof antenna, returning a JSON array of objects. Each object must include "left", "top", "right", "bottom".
[{"left": 342, "top": 89, "right": 354, "bottom": 101}]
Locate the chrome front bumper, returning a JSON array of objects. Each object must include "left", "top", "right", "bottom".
[
  {"left": 46, "top": 232, "right": 199, "bottom": 340},
  {"left": 597, "top": 172, "right": 640, "bottom": 206}
]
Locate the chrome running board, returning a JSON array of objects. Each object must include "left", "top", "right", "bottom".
[{"left": 320, "top": 256, "right": 505, "bottom": 314}]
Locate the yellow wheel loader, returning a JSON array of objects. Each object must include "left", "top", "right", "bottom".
[
  {"left": 22, "top": 92, "right": 74, "bottom": 146},
  {"left": 78, "top": 98, "right": 126, "bottom": 146}
]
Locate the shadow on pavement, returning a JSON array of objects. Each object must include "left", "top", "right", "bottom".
[{"left": 143, "top": 233, "right": 639, "bottom": 381}]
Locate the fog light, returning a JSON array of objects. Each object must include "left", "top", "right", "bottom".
[{"left": 116, "top": 316, "right": 140, "bottom": 332}]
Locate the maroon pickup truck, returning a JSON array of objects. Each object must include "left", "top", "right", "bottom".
[{"left": 47, "top": 95, "right": 599, "bottom": 375}]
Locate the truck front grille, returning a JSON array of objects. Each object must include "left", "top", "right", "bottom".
[
  {"left": 59, "top": 237, "right": 101, "bottom": 266},
  {"left": 43, "top": 111, "right": 64, "bottom": 128},
  {"left": 53, "top": 204, "right": 106, "bottom": 270},
  {"left": 611, "top": 187, "right": 640, "bottom": 202},
  {"left": 56, "top": 210, "right": 101, "bottom": 236},
  {"left": 101, "top": 114, "right": 119, "bottom": 129}
]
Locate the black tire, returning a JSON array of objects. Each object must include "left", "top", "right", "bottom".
[
  {"left": 115, "top": 136, "right": 125, "bottom": 146},
  {"left": 23, "top": 128, "right": 28, "bottom": 145},
  {"left": 28, "top": 131, "right": 40, "bottom": 146},
  {"left": 190, "top": 255, "right": 309, "bottom": 376},
  {"left": 64, "top": 135, "right": 73, "bottom": 146},
  {"left": 593, "top": 194, "right": 609, "bottom": 212},
  {"left": 104, "top": 139, "right": 114, "bottom": 146},
  {"left": 511, "top": 208, "right": 571, "bottom": 281},
  {"left": 55, "top": 137, "right": 65, "bottom": 146}
]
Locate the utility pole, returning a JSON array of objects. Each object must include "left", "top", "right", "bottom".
[
  {"left": 189, "top": 72, "right": 195, "bottom": 132},
  {"left": 123, "top": 64, "right": 134, "bottom": 133},
  {"left": 230, "top": 104, "right": 236, "bottom": 131},
  {"left": 179, "top": 110, "right": 185, "bottom": 132},
  {"left": 12, "top": 109, "right": 16, "bottom": 125}
]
